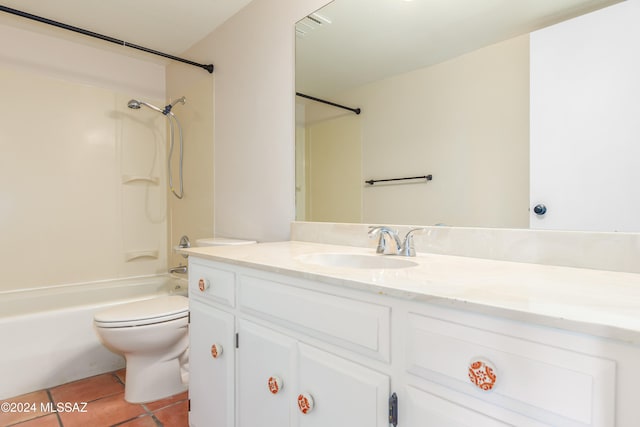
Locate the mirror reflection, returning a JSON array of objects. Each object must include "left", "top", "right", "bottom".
[{"left": 295, "top": 0, "right": 640, "bottom": 232}]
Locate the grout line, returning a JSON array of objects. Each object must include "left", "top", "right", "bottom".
[
  {"left": 141, "top": 403, "right": 154, "bottom": 416},
  {"left": 151, "top": 414, "right": 164, "bottom": 427},
  {"left": 112, "top": 370, "right": 126, "bottom": 386},
  {"left": 45, "top": 389, "right": 63, "bottom": 427},
  {"left": 110, "top": 414, "right": 157, "bottom": 427}
]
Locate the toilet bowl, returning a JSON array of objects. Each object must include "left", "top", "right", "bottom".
[{"left": 94, "top": 295, "right": 189, "bottom": 403}]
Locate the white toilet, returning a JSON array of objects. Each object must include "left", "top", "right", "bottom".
[
  {"left": 195, "top": 237, "right": 257, "bottom": 247},
  {"left": 94, "top": 295, "right": 189, "bottom": 403}
]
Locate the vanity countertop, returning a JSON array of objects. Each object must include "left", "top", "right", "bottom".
[{"left": 184, "top": 241, "right": 640, "bottom": 345}]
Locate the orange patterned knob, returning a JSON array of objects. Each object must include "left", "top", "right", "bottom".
[
  {"left": 210, "top": 343, "right": 223, "bottom": 359},
  {"left": 468, "top": 359, "right": 497, "bottom": 391},
  {"left": 267, "top": 376, "right": 283, "bottom": 394},
  {"left": 297, "top": 393, "right": 314, "bottom": 414},
  {"left": 198, "top": 278, "right": 209, "bottom": 292}
]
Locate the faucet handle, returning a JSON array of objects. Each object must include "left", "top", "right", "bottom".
[
  {"left": 368, "top": 226, "right": 400, "bottom": 254},
  {"left": 399, "top": 228, "right": 428, "bottom": 257}
]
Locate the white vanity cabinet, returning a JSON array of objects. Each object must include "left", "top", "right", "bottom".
[
  {"left": 189, "top": 299, "right": 235, "bottom": 427},
  {"left": 401, "top": 309, "right": 617, "bottom": 427},
  {"left": 236, "top": 319, "right": 295, "bottom": 427},
  {"left": 188, "top": 253, "right": 640, "bottom": 427},
  {"left": 236, "top": 319, "right": 390, "bottom": 427},
  {"left": 188, "top": 260, "right": 237, "bottom": 427},
  {"left": 188, "top": 258, "right": 391, "bottom": 427}
]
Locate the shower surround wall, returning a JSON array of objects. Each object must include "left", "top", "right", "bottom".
[{"left": 0, "top": 22, "right": 167, "bottom": 293}]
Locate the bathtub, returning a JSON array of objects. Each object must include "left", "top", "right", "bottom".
[{"left": 0, "top": 274, "right": 187, "bottom": 400}]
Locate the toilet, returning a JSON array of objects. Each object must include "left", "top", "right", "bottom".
[
  {"left": 94, "top": 295, "right": 189, "bottom": 403},
  {"left": 195, "top": 237, "right": 257, "bottom": 247},
  {"left": 94, "top": 237, "right": 255, "bottom": 403}
]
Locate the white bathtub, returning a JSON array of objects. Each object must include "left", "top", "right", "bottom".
[{"left": 0, "top": 274, "right": 187, "bottom": 399}]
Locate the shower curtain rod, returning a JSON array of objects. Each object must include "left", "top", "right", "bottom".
[
  {"left": 296, "top": 92, "right": 361, "bottom": 115},
  {"left": 0, "top": 5, "right": 214, "bottom": 74}
]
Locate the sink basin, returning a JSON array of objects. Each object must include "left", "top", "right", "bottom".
[{"left": 297, "top": 253, "right": 418, "bottom": 269}]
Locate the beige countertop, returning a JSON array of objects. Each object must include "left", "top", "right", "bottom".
[{"left": 184, "top": 241, "right": 640, "bottom": 345}]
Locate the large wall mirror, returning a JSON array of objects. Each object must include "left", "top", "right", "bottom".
[{"left": 295, "top": 0, "right": 640, "bottom": 232}]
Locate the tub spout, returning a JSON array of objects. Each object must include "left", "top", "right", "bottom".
[{"left": 169, "top": 265, "right": 188, "bottom": 274}]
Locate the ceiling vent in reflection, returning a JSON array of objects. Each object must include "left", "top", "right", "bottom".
[{"left": 296, "top": 12, "right": 332, "bottom": 38}]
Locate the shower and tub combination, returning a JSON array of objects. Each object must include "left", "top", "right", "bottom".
[{"left": 0, "top": 96, "right": 209, "bottom": 403}]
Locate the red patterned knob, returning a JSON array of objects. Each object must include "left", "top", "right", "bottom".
[
  {"left": 297, "top": 393, "right": 314, "bottom": 414},
  {"left": 267, "top": 376, "right": 283, "bottom": 394},
  {"left": 210, "top": 343, "right": 223, "bottom": 359},
  {"left": 198, "top": 278, "right": 209, "bottom": 292},
  {"left": 468, "top": 359, "right": 497, "bottom": 391}
]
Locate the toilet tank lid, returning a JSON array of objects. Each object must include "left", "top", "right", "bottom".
[
  {"left": 94, "top": 295, "right": 188, "bottom": 324},
  {"left": 196, "top": 237, "right": 257, "bottom": 246}
]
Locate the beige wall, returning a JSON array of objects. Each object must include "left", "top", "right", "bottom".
[
  {"left": 169, "top": 0, "right": 330, "bottom": 242},
  {"left": 305, "top": 115, "right": 362, "bottom": 222},
  {"left": 339, "top": 34, "right": 530, "bottom": 228},
  {"left": 0, "top": 23, "right": 167, "bottom": 292}
]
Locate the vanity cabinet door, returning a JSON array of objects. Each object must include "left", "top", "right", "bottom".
[
  {"left": 295, "top": 343, "right": 389, "bottom": 427},
  {"left": 237, "top": 320, "right": 296, "bottom": 427},
  {"left": 189, "top": 300, "right": 235, "bottom": 427}
]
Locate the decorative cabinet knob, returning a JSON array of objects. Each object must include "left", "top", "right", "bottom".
[
  {"left": 198, "top": 278, "right": 209, "bottom": 292},
  {"left": 297, "top": 393, "right": 314, "bottom": 414},
  {"left": 468, "top": 358, "right": 497, "bottom": 391},
  {"left": 210, "top": 343, "right": 223, "bottom": 359},
  {"left": 267, "top": 376, "right": 283, "bottom": 394}
]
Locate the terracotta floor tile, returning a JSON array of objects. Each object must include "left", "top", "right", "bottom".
[
  {"left": 153, "top": 400, "right": 189, "bottom": 427},
  {"left": 112, "top": 414, "right": 159, "bottom": 427},
  {"left": 10, "top": 414, "right": 61, "bottom": 427},
  {"left": 143, "top": 391, "right": 188, "bottom": 412},
  {"left": 56, "top": 392, "right": 146, "bottom": 427},
  {"left": 49, "top": 373, "right": 123, "bottom": 404},
  {"left": 114, "top": 369, "right": 127, "bottom": 385},
  {"left": 0, "top": 390, "right": 52, "bottom": 426}
]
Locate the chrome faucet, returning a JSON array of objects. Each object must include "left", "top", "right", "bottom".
[
  {"left": 368, "top": 226, "right": 426, "bottom": 257},
  {"left": 368, "top": 226, "right": 402, "bottom": 255}
]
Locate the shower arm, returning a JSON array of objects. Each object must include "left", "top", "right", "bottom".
[{"left": 163, "top": 97, "right": 186, "bottom": 115}]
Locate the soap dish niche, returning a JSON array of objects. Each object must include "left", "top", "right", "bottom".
[
  {"left": 122, "top": 175, "right": 159, "bottom": 185},
  {"left": 125, "top": 250, "right": 159, "bottom": 262}
]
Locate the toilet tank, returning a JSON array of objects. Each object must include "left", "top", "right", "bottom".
[{"left": 195, "top": 237, "right": 257, "bottom": 247}]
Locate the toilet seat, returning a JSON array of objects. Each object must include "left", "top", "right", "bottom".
[{"left": 95, "top": 295, "right": 188, "bottom": 328}]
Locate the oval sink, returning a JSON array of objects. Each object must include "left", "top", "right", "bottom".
[{"left": 297, "top": 253, "right": 418, "bottom": 269}]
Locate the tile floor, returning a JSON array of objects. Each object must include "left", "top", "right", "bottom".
[{"left": 0, "top": 369, "right": 188, "bottom": 427}]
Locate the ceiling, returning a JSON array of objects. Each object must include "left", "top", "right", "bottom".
[
  {"left": 0, "top": 0, "right": 255, "bottom": 62},
  {"left": 295, "top": 0, "right": 622, "bottom": 97},
  {"left": 0, "top": 0, "right": 621, "bottom": 90}
]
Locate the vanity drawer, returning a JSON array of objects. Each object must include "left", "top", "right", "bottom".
[
  {"left": 406, "top": 313, "right": 616, "bottom": 427},
  {"left": 189, "top": 261, "right": 235, "bottom": 307},
  {"left": 238, "top": 274, "right": 390, "bottom": 362}
]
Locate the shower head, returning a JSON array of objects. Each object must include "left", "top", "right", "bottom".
[{"left": 127, "top": 99, "right": 164, "bottom": 114}]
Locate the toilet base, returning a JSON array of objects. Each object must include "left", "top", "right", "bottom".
[{"left": 124, "top": 354, "right": 188, "bottom": 403}]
